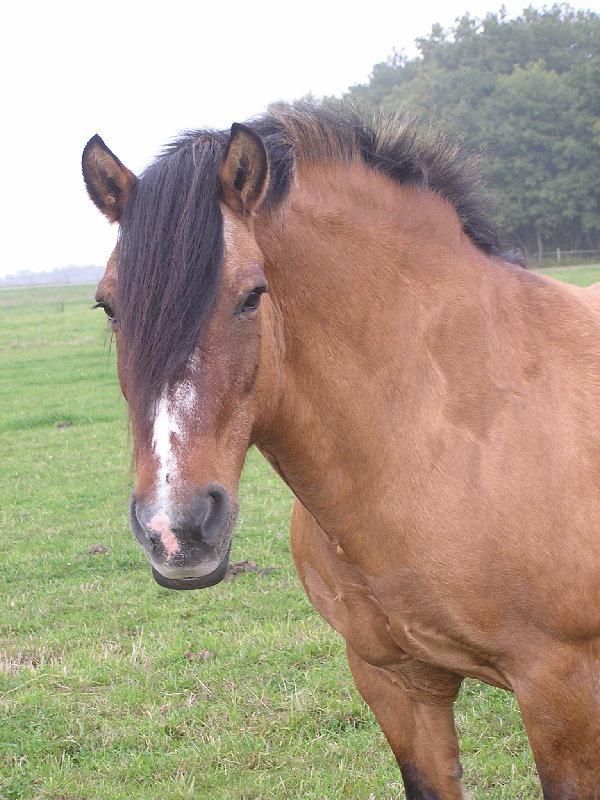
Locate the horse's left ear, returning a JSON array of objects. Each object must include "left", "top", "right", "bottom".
[
  {"left": 82, "top": 135, "right": 137, "bottom": 223},
  {"left": 219, "top": 123, "right": 269, "bottom": 215}
]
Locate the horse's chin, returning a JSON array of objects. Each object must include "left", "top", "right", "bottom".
[{"left": 151, "top": 546, "right": 231, "bottom": 590}]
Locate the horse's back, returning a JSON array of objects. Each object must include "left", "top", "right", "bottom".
[
  {"left": 568, "top": 278, "right": 600, "bottom": 314},
  {"left": 535, "top": 270, "right": 600, "bottom": 315},
  {"left": 587, "top": 280, "right": 600, "bottom": 297}
]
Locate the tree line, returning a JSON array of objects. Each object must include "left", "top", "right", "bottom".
[{"left": 331, "top": 5, "right": 600, "bottom": 260}]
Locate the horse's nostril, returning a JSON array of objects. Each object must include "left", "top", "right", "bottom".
[
  {"left": 165, "top": 484, "right": 230, "bottom": 545},
  {"left": 202, "top": 494, "right": 214, "bottom": 528},
  {"left": 130, "top": 494, "right": 157, "bottom": 549},
  {"left": 201, "top": 483, "right": 230, "bottom": 544},
  {"left": 146, "top": 528, "right": 161, "bottom": 546}
]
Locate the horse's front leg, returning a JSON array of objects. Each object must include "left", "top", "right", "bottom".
[
  {"left": 290, "top": 499, "right": 466, "bottom": 800},
  {"left": 514, "top": 644, "right": 600, "bottom": 799},
  {"left": 347, "top": 645, "right": 465, "bottom": 800}
]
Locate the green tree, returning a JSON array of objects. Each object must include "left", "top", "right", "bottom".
[
  {"left": 339, "top": 4, "right": 600, "bottom": 257},
  {"left": 482, "top": 62, "right": 580, "bottom": 257}
]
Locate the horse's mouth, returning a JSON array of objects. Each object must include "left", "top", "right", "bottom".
[{"left": 151, "top": 544, "right": 231, "bottom": 590}]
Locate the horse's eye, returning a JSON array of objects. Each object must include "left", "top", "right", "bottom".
[
  {"left": 92, "top": 301, "right": 117, "bottom": 329},
  {"left": 238, "top": 287, "right": 266, "bottom": 316}
]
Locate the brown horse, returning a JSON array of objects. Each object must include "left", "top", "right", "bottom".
[{"left": 82, "top": 104, "right": 600, "bottom": 799}]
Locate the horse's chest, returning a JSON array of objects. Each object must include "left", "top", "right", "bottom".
[
  {"left": 301, "top": 556, "right": 407, "bottom": 667},
  {"left": 297, "top": 535, "right": 422, "bottom": 669},
  {"left": 296, "top": 534, "right": 509, "bottom": 690}
]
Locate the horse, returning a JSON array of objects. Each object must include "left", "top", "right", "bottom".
[{"left": 82, "top": 103, "right": 600, "bottom": 799}]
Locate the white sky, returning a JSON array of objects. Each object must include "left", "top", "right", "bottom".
[{"left": 2, "top": 0, "right": 598, "bottom": 277}]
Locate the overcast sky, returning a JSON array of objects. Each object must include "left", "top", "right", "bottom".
[{"left": 2, "top": 0, "right": 598, "bottom": 277}]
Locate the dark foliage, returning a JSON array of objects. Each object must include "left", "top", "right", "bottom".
[{"left": 338, "top": 5, "right": 600, "bottom": 257}]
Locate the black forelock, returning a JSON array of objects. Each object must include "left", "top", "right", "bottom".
[{"left": 117, "top": 135, "right": 225, "bottom": 438}]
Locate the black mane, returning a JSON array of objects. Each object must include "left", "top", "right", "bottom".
[{"left": 118, "top": 103, "right": 521, "bottom": 437}]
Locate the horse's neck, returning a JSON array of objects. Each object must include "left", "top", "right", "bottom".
[{"left": 255, "top": 163, "right": 523, "bottom": 529}]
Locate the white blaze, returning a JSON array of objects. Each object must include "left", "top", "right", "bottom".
[
  {"left": 151, "top": 380, "right": 197, "bottom": 506},
  {"left": 152, "top": 394, "right": 180, "bottom": 503},
  {"left": 148, "top": 380, "right": 198, "bottom": 560}
]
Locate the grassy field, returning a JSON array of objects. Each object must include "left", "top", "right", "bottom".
[
  {"left": 536, "top": 263, "right": 600, "bottom": 285},
  {"left": 2, "top": 265, "right": 600, "bottom": 800}
]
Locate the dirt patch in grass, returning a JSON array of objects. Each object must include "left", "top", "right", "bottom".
[{"left": 224, "top": 560, "right": 276, "bottom": 581}]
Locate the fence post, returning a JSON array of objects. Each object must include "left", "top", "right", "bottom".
[{"left": 557, "top": 248, "right": 561, "bottom": 263}]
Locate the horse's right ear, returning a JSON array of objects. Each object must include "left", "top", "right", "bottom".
[
  {"left": 219, "top": 123, "right": 269, "bottom": 215},
  {"left": 82, "top": 135, "right": 137, "bottom": 223}
]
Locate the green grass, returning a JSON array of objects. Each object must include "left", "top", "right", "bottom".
[
  {"left": 2, "top": 266, "right": 599, "bottom": 799},
  {"left": 535, "top": 262, "right": 600, "bottom": 286}
]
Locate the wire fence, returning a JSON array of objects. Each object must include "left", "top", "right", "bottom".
[{"left": 538, "top": 249, "right": 600, "bottom": 266}]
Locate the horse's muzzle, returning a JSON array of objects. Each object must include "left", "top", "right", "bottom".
[{"left": 129, "top": 487, "right": 235, "bottom": 590}]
